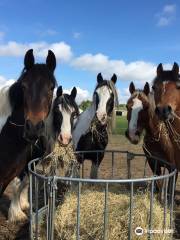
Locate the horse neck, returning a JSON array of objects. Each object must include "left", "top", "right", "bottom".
[
  {"left": 44, "top": 96, "right": 55, "bottom": 141},
  {"left": 72, "top": 102, "right": 96, "bottom": 149}
]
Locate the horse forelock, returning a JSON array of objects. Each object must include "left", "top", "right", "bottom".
[
  {"left": 18, "top": 64, "right": 57, "bottom": 87},
  {"left": 55, "top": 94, "right": 79, "bottom": 114},
  {"left": 153, "top": 70, "right": 179, "bottom": 86}
]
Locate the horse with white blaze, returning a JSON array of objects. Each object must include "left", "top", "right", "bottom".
[
  {"left": 8, "top": 85, "right": 79, "bottom": 222},
  {"left": 72, "top": 73, "right": 118, "bottom": 178}
]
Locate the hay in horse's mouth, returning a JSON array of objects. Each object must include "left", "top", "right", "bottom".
[{"left": 39, "top": 142, "right": 79, "bottom": 177}]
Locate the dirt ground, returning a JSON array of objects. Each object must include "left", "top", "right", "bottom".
[{"left": 0, "top": 135, "right": 180, "bottom": 239}]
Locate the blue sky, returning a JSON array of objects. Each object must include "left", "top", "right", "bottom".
[{"left": 0, "top": 0, "right": 179, "bottom": 103}]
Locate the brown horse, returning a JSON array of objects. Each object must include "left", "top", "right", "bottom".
[
  {"left": 125, "top": 82, "right": 175, "bottom": 192},
  {"left": 0, "top": 49, "right": 57, "bottom": 221},
  {"left": 153, "top": 62, "right": 180, "bottom": 172}
]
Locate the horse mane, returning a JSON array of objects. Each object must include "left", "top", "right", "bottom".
[
  {"left": 54, "top": 94, "right": 79, "bottom": 114},
  {"left": 148, "top": 92, "right": 156, "bottom": 120},
  {"left": 0, "top": 85, "right": 12, "bottom": 117}
]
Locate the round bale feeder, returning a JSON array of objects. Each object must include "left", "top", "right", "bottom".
[{"left": 28, "top": 150, "right": 177, "bottom": 240}]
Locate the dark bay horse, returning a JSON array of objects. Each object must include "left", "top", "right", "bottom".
[
  {"left": 153, "top": 63, "right": 180, "bottom": 175},
  {"left": 125, "top": 82, "right": 175, "bottom": 192},
  {"left": 0, "top": 49, "right": 57, "bottom": 221},
  {"left": 72, "top": 73, "right": 118, "bottom": 178}
]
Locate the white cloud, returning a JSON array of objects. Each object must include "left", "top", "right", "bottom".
[
  {"left": 0, "top": 75, "right": 15, "bottom": 89},
  {"left": 72, "top": 53, "right": 156, "bottom": 82},
  {"left": 63, "top": 87, "right": 90, "bottom": 104},
  {"left": 0, "top": 41, "right": 73, "bottom": 61},
  {"left": 73, "top": 32, "right": 81, "bottom": 39},
  {"left": 156, "top": 4, "right": 176, "bottom": 27},
  {"left": 118, "top": 88, "right": 131, "bottom": 104}
]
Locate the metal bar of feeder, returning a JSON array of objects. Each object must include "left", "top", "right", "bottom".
[
  {"left": 76, "top": 182, "right": 81, "bottom": 240},
  {"left": 163, "top": 178, "right": 168, "bottom": 231},
  {"left": 29, "top": 172, "right": 33, "bottom": 240},
  {"left": 128, "top": 182, "right": 133, "bottom": 240},
  {"left": 111, "top": 152, "right": 114, "bottom": 178},
  {"left": 170, "top": 172, "right": 176, "bottom": 230},
  {"left": 35, "top": 175, "right": 39, "bottom": 239},
  {"left": 103, "top": 183, "right": 109, "bottom": 240},
  {"left": 148, "top": 179, "right": 154, "bottom": 240}
]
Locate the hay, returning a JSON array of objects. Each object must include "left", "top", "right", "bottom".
[
  {"left": 39, "top": 188, "right": 170, "bottom": 240},
  {"left": 39, "top": 142, "right": 79, "bottom": 177}
]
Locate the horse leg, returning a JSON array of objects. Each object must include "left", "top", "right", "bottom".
[
  {"left": 8, "top": 177, "right": 27, "bottom": 222},
  {"left": 19, "top": 174, "right": 29, "bottom": 210},
  {"left": 90, "top": 161, "right": 99, "bottom": 179},
  {"left": 147, "top": 157, "right": 162, "bottom": 193}
]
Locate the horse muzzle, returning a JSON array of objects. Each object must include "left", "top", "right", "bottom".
[
  {"left": 125, "top": 129, "right": 140, "bottom": 145},
  {"left": 155, "top": 105, "right": 173, "bottom": 121},
  {"left": 24, "top": 120, "right": 45, "bottom": 141},
  {"left": 58, "top": 133, "right": 72, "bottom": 147}
]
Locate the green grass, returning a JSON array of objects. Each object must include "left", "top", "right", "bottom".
[{"left": 113, "top": 116, "right": 128, "bottom": 135}]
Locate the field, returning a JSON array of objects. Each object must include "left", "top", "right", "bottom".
[
  {"left": 113, "top": 116, "right": 128, "bottom": 135},
  {"left": 0, "top": 134, "right": 180, "bottom": 239}
]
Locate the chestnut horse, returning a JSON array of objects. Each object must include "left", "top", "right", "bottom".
[
  {"left": 153, "top": 63, "right": 180, "bottom": 174},
  {"left": 126, "top": 82, "right": 175, "bottom": 192}
]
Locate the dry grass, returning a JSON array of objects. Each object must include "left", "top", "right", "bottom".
[
  {"left": 40, "top": 186, "right": 171, "bottom": 240},
  {"left": 39, "top": 142, "right": 79, "bottom": 177}
]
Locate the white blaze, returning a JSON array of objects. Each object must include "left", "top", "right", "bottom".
[
  {"left": 58, "top": 105, "right": 73, "bottom": 144},
  {"left": 96, "top": 86, "right": 112, "bottom": 123},
  {"left": 129, "top": 97, "right": 143, "bottom": 137}
]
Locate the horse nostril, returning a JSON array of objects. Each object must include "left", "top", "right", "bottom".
[
  {"left": 59, "top": 134, "right": 63, "bottom": 142},
  {"left": 36, "top": 121, "right": 45, "bottom": 131},
  {"left": 167, "top": 105, "right": 172, "bottom": 113},
  {"left": 135, "top": 130, "right": 140, "bottom": 136},
  {"left": 125, "top": 130, "right": 129, "bottom": 138},
  {"left": 155, "top": 107, "right": 160, "bottom": 116},
  {"left": 25, "top": 120, "right": 32, "bottom": 132}
]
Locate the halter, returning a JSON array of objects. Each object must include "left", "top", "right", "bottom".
[{"left": 9, "top": 120, "right": 24, "bottom": 127}]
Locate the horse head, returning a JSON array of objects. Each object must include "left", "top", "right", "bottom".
[
  {"left": 94, "top": 73, "right": 117, "bottom": 125},
  {"left": 16, "top": 49, "right": 57, "bottom": 141},
  {"left": 53, "top": 86, "right": 79, "bottom": 146},
  {"left": 125, "top": 82, "right": 150, "bottom": 144},
  {"left": 153, "top": 62, "right": 180, "bottom": 121}
]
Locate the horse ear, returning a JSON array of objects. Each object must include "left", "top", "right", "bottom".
[
  {"left": 56, "top": 86, "right": 63, "bottom": 97},
  {"left": 157, "top": 63, "right": 163, "bottom": 77},
  {"left": 71, "top": 87, "right": 77, "bottom": 99},
  {"left": 46, "top": 50, "right": 56, "bottom": 72},
  {"left": 172, "top": 62, "right": 179, "bottom": 76},
  {"left": 129, "top": 82, "right": 135, "bottom": 94},
  {"left": 24, "top": 49, "right": 34, "bottom": 70},
  {"left": 143, "top": 82, "right": 150, "bottom": 96},
  {"left": 111, "top": 74, "right": 117, "bottom": 84},
  {"left": 97, "top": 73, "right": 103, "bottom": 83}
]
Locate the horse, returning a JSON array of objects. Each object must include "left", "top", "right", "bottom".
[
  {"left": 152, "top": 63, "right": 180, "bottom": 182},
  {"left": 8, "top": 85, "right": 79, "bottom": 222},
  {"left": 72, "top": 73, "right": 118, "bottom": 178},
  {"left": 125, "top": 82, "right": 175, "bottom": 195},
  {"left": 0, "top": 49, "right": 57, "bottom": 221}
]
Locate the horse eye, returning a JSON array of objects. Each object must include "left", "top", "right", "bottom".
[{"left": 21, "top": 83, "right": 27, "bottom": 91}]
